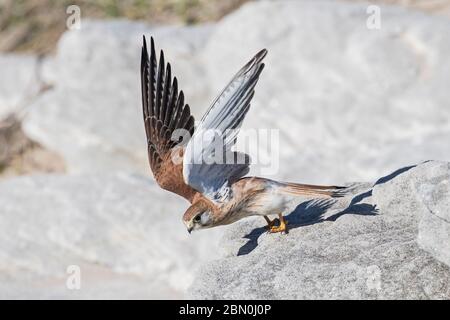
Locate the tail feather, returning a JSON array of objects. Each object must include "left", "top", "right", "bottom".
[{"left": 280, "top": 182, "right": 347, "bottom": 198}]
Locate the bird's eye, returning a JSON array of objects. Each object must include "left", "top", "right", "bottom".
[{"left": 194, "top": 215, "right": 201, "bottom": 222}]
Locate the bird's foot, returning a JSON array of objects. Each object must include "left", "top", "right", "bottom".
[
  {"left": 268, "top": 216, "right": 288, "bottom": 234},
  {"left": 268, "top": 223, "right": 288, "bottom": 234},
  {"left": 264, "top": 216, "right": 277, "bottom": 230}
]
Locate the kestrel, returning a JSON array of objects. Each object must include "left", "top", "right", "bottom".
[{"left": 141, "top": 36, "right": 345, "bottom": 234}]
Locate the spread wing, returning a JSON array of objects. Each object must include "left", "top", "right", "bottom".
[
  {"left": 141, "top": 36, "right": 197, "bottom": 202},
  {"left": 183, "top": 49, "right": 267, "bottom": 202}
]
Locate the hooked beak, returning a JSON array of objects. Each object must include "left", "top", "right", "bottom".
[{"left": 187, "top": 226, "right": 193, "bottom": 234}]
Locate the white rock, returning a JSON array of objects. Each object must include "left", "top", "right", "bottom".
[
  {"left": 416, "top": 167, "right": 450, "bottom": 267},
  {"left": 0, "top": 173, "right": 223, "bottom": 299},
  {"left": 0, "top": 54, "right": 40, "bottom": 119},
  {"left": 23, "top": 20, "right": 214, "bottom": 174},
  {"left": 189, "top": 161, "right": 450, "bottom": 299}
]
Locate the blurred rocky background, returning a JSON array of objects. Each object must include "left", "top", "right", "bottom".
[{"left": 0, "top": 0, "right": 449, "bottom": 299}]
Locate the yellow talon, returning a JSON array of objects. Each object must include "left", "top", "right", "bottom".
[
  {"left": 264, "top": 216, "right": 276, "bottom": 229},
  {"left": 267, "top": 214, "right": 288, "bottom": 234}
]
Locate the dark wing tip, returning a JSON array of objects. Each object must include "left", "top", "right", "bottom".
[
  {"left": 151, "top": 36, "right": 155, "bottom": 52},
  {"left": 255, "top": 62, "right": 265, "bottom": 77},
  {"left": 159, "top": 49, "right": 165, "bottom": 64},
  {"left": 141, "top": 36, "right": 149, "bottom": 70},
  {"left": 255, "top": 48, "right": 268, "bottom": 61},
  {"left": 141, "top": 35, "right": 147, "bottom": 56},
  {"left": 241, "top": 48, "right": 268, "bottom": 76}
]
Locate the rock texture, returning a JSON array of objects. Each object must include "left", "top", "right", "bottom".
[
  {"left": 0, "top": 174, "right": 223, "bottom": 299},
  {"left": 23, "top": 1, "right": 450, "bottom": 185},
  {"left": 189, "top": 161, "right": 450, "bottom": 299},
  {"left": 23, "top": 21, "right": 213, "bottom": 174},
  {"left": 0, "top": 54, "right": 41, "bottom": 118}
]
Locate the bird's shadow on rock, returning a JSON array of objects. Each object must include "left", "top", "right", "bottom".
[
  {"left": 237, "top": 164, "right": 418, "bottom": 256},
  {"left": 237, "top": 195, "right": 378, "bottom": 256},
  {"left": 374, "top": 164, "right": 417, "bottom": 185}
]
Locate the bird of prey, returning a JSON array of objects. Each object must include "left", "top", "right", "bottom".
[{"left": 141, "top": 36, "right": 345, "bottom": 234}]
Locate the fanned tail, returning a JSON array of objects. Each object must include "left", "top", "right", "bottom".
[{"left": 280, "top": 182, "right": 347, "bottom": 198}]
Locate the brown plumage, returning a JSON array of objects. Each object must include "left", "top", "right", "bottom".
[
  {"left": 141, "top": 36, "right": 347, "bottom": 234},
  {"left": 280, "top": 182, "right": 347, "bottom": 198},
  {"left": 141, "top": 36, "right": 199, "bottom": 203}
]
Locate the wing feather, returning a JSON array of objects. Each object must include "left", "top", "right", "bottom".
[
  {"left": 183, "top": 49, "right": 267, "bottom": 201},
  {"left": 141, "top": 36, "right": 197, "bottom": 202}
]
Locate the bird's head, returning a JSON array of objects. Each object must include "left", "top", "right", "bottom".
[{"left": 183, "top": 199, "right": 215, "bottom": 233}]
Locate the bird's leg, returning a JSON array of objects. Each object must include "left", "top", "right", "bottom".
[
  {"left": 268, "top": 213, "right": 288, "bottom": 234},
  {"left": 264, "top": 216, "right": 276, "bottom": 230}
]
